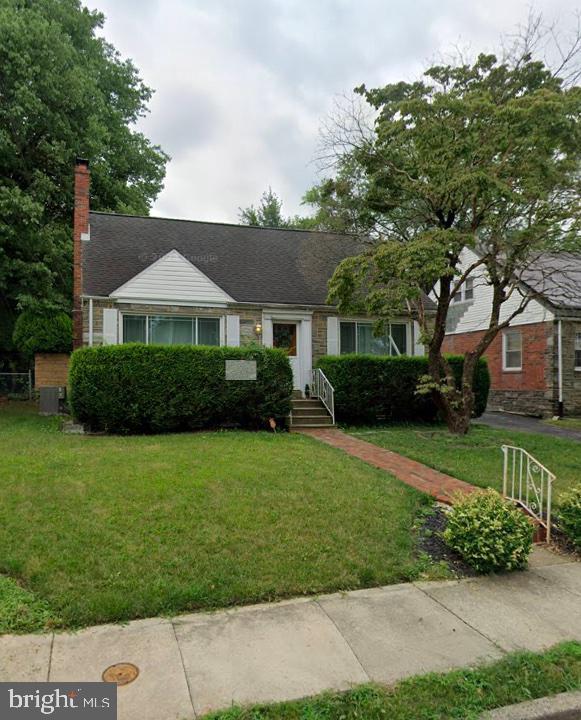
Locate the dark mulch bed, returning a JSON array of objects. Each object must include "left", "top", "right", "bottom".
[
  {"left": 418, "top": 506, "right": 580, "bottom": 574},
  {"left": 417, "top": 506, "right": 477, "bottom": 577}
]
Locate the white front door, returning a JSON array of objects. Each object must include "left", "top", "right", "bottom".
[
  {"left": 272, "top": 322, "right": 301, "bottom": 388},
  {"left": 263, "top": 313, "right": 312, "bottom": 392}
]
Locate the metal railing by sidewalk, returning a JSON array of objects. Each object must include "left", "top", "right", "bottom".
[
  {"left": 310, "top": 368, "right": 335, "bottom": 425},
  {"left": 502, "top": 444, "right": 554, "bottom": 542}
]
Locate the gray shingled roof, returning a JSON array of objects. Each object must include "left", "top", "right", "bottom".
[
  {"left": 522, "top": 253, "right": 581, "bottom": 310},
  {"left": 83, "top": 212, "right": 365, "bottom": 305}
]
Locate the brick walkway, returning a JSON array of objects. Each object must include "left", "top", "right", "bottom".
[{"left": 296, "top": 428, "right": 477, "bottom": 504}]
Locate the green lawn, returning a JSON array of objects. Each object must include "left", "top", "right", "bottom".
[
  {"left": 206, "top": 642, "right": 581, "bottom": 720},
  {"left": 544, "top": 417, "right": 581, "bottom": 432},
  {"left": 0, "top": 403, "right": 431, "bottom": 631},
  {"left": 346, "top": 423, "right": 581, "bottom": 503}
]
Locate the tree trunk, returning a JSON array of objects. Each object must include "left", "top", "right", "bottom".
[{"left": 431, "top": 389, "right": 473, "bottom": 435}]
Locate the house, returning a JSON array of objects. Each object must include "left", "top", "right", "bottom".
[
  {"left": 71, "top": 160, "right": 426, "bottom": 402},
  {"left": 442, "top": 248, "right": 581, "bottom": 418}
]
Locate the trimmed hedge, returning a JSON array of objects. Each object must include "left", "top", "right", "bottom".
[
  {"left": 13, "top": 309, "right": 72, "bottom": 357},
  {"left": 316, "top": 354, "right": 490, "bottom": 424},
  {"left": 69, "top": 344, "right": 293, "bottom": 434}
]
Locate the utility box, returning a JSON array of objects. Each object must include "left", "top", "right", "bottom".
[{"left": 39, "top": 386, "right": 66, "bottom": 415}]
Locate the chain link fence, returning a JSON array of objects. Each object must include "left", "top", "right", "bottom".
[{"left": 0, "top": 372, "right": 33, "bottom": 400}]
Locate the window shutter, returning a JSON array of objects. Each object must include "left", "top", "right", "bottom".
[
  {"left": 327, "top": 316, "right": 339, "bottom": 355},
  {"left": 413, "top": 321, "right": 425, "bottom": 356},
  {"left": 226, "top": 315, "right": 240, "bottom": 347},
  {"left": 102, "top": 308, "right": 119, "bottom": 345}
]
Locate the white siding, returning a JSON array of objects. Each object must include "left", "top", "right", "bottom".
[
  {"left": 441, "top": 248, "right": 553, "bottom": 335},
  {"left": 110, "top": 249, "right": 234, "bottom": 305}
]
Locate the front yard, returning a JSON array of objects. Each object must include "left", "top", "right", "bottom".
[
  {"left": 0, "top": 403, "right": 430, "bottom": 631},
  {"left": 347, "top": 423, "right": 581, "bottom": 503}
]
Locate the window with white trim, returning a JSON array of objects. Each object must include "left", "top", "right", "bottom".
[
  {"left": 453, "top": 276, "right": 475, "bottom": 303},
  {"left": 503, "top": 329, "right": 522, "bottom": 371},
  {"left": 575, "top": 332, "right": 581, "bottom": 370},
  {"left": 339, "top": 322, "right": 408, "bottom": 356},
  {"left": 122, "top": 314, "right": 220, "bottom": 346}
]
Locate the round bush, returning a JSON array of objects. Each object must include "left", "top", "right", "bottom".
[
  {"left": 443, "top": 489, "right": 534, "bottom": 573},
  {"left": 12, "top": 309, "right": 72, "bottom": 357},
  {"left": 558, "top": 486, "right": 581, "bottom": 551}
]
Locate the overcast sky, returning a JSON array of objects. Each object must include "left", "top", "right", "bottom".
[{"left": 94, "top": 0, "right": 578, "bottom": 222}]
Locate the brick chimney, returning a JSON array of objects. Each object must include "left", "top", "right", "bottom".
[{"left": 73, "top": 158, "right": 90, "bottom": 350}]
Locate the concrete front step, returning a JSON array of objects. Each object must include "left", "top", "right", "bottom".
[
  {"left": 291, "top": 407, "right": 330, "bottom": 417},
  {"left": 291, "top": 399, "right": 325, "bottom": 408},
  {"left": 290, "top": 415, "right": 334, "bottom": 427},
  {"left": 290, "top": 397, "right": 333, "bottom": 428}
]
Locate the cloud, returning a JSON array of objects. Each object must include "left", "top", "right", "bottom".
[{"left": 93, "top": 0, "right": 580, "bottom": 222}]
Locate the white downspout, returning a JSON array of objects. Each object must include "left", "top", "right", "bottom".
[
  {"left": 557, "top": 319, "right": 564, "bottom": 417},
  {"left": 88, "top": 298, "right": 94, "bottom": 347}
]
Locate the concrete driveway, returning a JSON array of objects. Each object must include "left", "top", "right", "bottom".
[
  {"left": 475, "top": 411, "right": 581, "bottom": 442},
  {"left": 1, "top": 548, "right": 579, "bottom": 719}
]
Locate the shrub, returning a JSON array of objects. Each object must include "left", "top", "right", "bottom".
[
  {"left": 12, "top": 309, "right": 72, "bottom": 357},
  {"left": 558, "top": 486, "right": 581, "bottom": 551},
  {"left": 316, "top": 354, "right": 490, "bottom": 424},
  {"left": 443, "top": 490, "right": 534, "bottom": 573},
  {"left": 69, "top": 344, "right": 293, "bottom": 434}
]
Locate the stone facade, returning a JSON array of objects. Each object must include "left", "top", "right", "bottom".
[
  {"left": 560, "top": 319, "right": 581, "bottom": 416},
  {"left": 312, "top": 311, "right": 332, "bottom": 364},
  {"left": 81, "top": 298, "right": 115, "bottom": 346},
  {"left": 236, "top": 308, "right": 262, "bottom": 346}
]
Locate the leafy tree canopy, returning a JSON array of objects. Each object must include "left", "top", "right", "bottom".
[
  {"left": 13, "top": 308, "right": 72, "bottom": 357},
  {"left": 0, "top": 0, "right": 169, "bottom": 356},
  {"left": 239, "top": 187, "right": 318, "bottom": 230},
  {"left": 312, "top": 51, "right": 581, "bottom": 433}
]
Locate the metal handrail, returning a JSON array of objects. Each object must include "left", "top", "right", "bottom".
[
  {"left": 502, "top": 445, "right": 554, "bottom": 542},
  {"left": 311, "top": 368, "right": 335, "bottom": 425}
]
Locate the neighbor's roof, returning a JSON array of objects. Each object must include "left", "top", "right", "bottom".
[{"left": 522, "top": 252, "right": 581, "bottom": 310}]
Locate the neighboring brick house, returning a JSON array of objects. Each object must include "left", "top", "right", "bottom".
[
  {"left": 73, "top": 160, "right": 427, "bottom": 394},
  {"left": 442, "top": 248, "right": 581, "bottom": 418}
]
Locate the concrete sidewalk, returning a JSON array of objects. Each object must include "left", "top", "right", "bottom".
[{"left": 1, "top": 549, "right": 579, "bottom": 719}]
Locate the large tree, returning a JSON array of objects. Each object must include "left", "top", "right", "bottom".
[
  {"left": 313, "top": 51, "right": 581, "bottom": 434},
  {"left": 239, "top": 187, "right": 318, "bottom": 230},
  {"left": 0, "top": 0, "right": 168, "bottom": 363}
]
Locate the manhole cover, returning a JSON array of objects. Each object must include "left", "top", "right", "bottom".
[{"left": 102, "top": 663, "right": 139, "bottom": 686}]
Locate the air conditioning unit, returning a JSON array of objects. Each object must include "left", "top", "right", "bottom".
[{"left": 39, "top": 386, "right": 66, "bottom": 415}]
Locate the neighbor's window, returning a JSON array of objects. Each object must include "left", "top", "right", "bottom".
[
  {"left": 503, "top": 330, "right": 522, "bottom": 371},
  {"left": 464, "top": 277, "right": 474, "bottom": 301},
  {"left": 575, "top": 332, "right": 581, "bottom": 370},
  {"left": 339, "top": 321, "right": 408, "bottom": 356},
  {"left": 453, "top": 276, "right": 475, "bottom": 303},
  {"left": 122, "top": 314, "right": 220, "bottom": 346}
]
